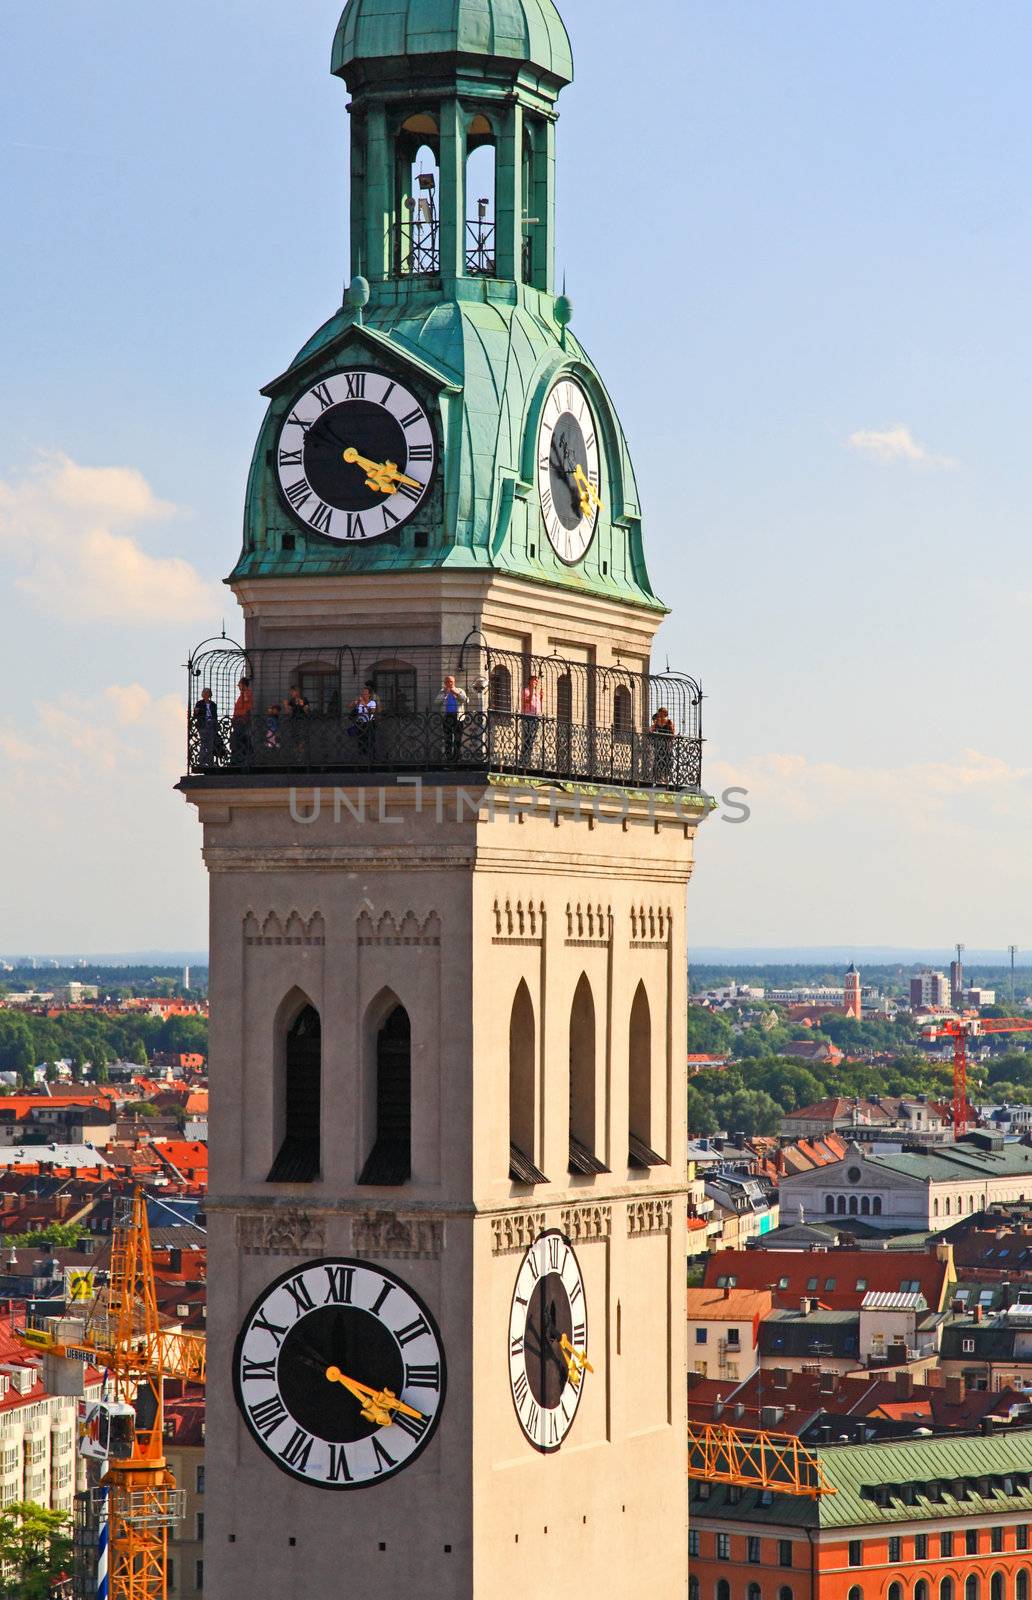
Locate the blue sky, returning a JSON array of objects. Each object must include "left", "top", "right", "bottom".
[{"left": 2, "top": 0, "right": 1031, "bottom": 953}]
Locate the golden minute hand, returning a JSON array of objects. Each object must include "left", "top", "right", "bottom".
[
  {"left": 342, "top": 447, "right": 421, "bottom": 495},
  {"left": 325, "top": 1367, "right": 425, "bottom": 1428},
  {"left": 573, "top": 464, "right": 603, "bottom": 516},
  {"left": 559, "top": 1334, "right": 594, "bottom": 1389}
]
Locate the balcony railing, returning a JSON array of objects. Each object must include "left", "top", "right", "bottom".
[{"left": 185, "top": 639, "right": 703, "bottom": 789}]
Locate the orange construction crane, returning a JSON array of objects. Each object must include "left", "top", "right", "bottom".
[
  {"left": 918, "top": 1015, "right": 1032, "bottom": 1135},
  {"left": 21, "top": 1189, "right": 206, "bottom": 1600},
  {"left": 687, "top": 1421, "right": 835, "bottom": 1497}
]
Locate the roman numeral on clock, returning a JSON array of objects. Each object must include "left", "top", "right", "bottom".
[
  {"left": 323, "top": 1266, "right": 354, "bottom": 1304},
  {"left": 393, "top": 1409, "right": 429, "bottom": 1443},
  {"left": 328, "top": 1446, "right": 352, "bottom": 1483},
  {"left": 510, "top": 1336, "right": 524, "bottom": 1358},
  {"left": 547, "top": 1236, "right": 562, "bottom": 1270},
  {"left": 396, "top": 481, "right": 422, "bottom": 503},
  {"left": 344, "top": 371, "right": 366, "bottom": 398},
  {"left": 524, "top": 1401, "right": 539, "bottom": 1438},
  {"left": 371, "top": 1437, "right": 396, "bottom": 1475},
  {"left": 283, "top": 1276, "right": 314, "bottom": 1317},
  {"left": 400, "top": 408, "right": 423, "bottom": 429},
  {"left": 513, "top": 1372, "right": 529, "bottom": 1409},
  {"left": 280, "top": 1428, "right": 314, "bottom": 1472},
  {"left": 573, "top": 1322, "right": 586, "bottom": 1347},
  {"left": 284, "top": 480, "right": 312, "bottom": 511},
  {"left": 308, "top": 501, "right": 333, "bottom": 534},
  {"left": 287, "top": 413, "right": 313, "bottom": 432},
  {"left": 248, "top": 1394, "right": 288, "bottom": 1440},
  {"left": 547, "top": 1413, "right": 560, "bottom": 1446},
  {"left": 407, "top": 443, "right": 433, "bottom": 462},
  {"left": 405, "top": 1363, "right": 441, "bottom": 1391},
  {"left": 278, "top": 449, "right": 303, "bottom": 467},
  {"left": 381, "top": 505, "right": 399, "bottom": 530},
  {"left": 395, "top": 1315, "right": 430, "bottom": 1348},
  {"left": 241, "top": 1358, "right": 276, "bottom": 1384},
  {"left": 251, "top": 1311, "right": 289, "bottom": 1347},
  {"left": 371, "top": 1282, "right": 394, "bottom": 1317},
  {"left": 312, "top": 382, "right": 334, "bottom": 411},
  {"left": 345, "top": 512, "right": 366, "bottom": 540}
]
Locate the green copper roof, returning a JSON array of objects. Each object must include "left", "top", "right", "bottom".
[{"left": 332, "top": 0, "right": 573, "bottom": 83}]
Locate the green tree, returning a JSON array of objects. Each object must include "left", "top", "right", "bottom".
[
  {"left": 132, "top": 1040, "right": 149, "bottom": 1067},
  {"left": 687, "top": 1009, "right": 733, "bottom": 1057},
  {"left": 0, "top": 1502, "right": 73, "bottom": 1600}
]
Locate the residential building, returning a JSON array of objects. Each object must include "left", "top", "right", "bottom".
[
  {"left": 165, "top": 1385, "right": 205, "bottom": 1600},
  {"left": 704, "top": 1245, "right": 954, "bottom": 1315},
  {"left": 779, "top": 1096, "right": 946, "bottom": 1144},
  {"left": 911, "top": 969, "right": 951, "bottom": 1009},
  {"left": 689, "top": 1429, "right": 1032, "bottom": 1600},
  {"left": 779, "top": 1134, "right": 1032, "bottom": 1233},
  {"left": 686, "top": 1288, "right": 771, "bottom": 1382}
]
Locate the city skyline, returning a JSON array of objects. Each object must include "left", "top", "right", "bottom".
[{"left": 3, "top": 0, "right": 1031, "bottom": 951}]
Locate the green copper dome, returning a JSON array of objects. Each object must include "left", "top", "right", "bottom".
[{"left": 332, "top": 0, "right": 573, "bottom": 84}]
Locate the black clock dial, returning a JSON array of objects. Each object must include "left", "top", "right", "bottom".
[
  {"left": 276, "top": 369, "right": 436, "bottom": 543},
  {"left": 508, "top": 1231, "right": 589, "bottom": 1453},
  {"left": 234, "top": 1259, "right": 446, "bottom": 1490},
  {"left": 548, "top": 414, "right": 590, "bottom": 533}
]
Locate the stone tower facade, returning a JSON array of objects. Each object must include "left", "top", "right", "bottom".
[
  {"left": 181, "top": 3, "right": 708, "bottom": 1596},
  {"left": 844, "top": 964, "right": 862, "bottom": 1021}
]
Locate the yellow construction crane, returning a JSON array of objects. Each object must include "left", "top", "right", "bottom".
[
  {"left": 687, "top": 1421, "right": 836, "bottom": 1498},
  {"left": 21, "top": 1188, "right": 206, "bottom": 1600}
]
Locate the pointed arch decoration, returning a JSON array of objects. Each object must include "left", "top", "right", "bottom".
[{"left": 628, "top": 981, "right": 665, "bottom": 1168}]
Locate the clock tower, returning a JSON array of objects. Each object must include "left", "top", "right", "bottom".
[{"left": 181, "top": 3, "right": 708, "bottom": 1597}]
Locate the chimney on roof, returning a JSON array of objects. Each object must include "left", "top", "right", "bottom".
[
  {"left": 713, "top": 1398, "right": 725, "bottom": 1420},
  {"left": 800, "top": 1297, "right": 814, "bottom": 1317},
  {"left": 946, "top": 1375, "right": 966, "bottom": 1405},
  {"left": 895, "top": 1370, "right": 915, "bottom": 1400},
  {"left": 974, "top": 1305, "right": 983, "bottom": 1324},
  {"left": 734, "top": 1403, "right": 745, "bottom": 1422},
  {"left": 723, "top": 1285, "right": 731, "bottom": 1300}
]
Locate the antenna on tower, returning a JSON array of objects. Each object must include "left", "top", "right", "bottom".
[{"left": 1010, "top": 944, "right": 1019, "bottom": 1009}]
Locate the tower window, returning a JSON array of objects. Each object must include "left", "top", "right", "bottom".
[
  {"left": 613, "top": 685, "right": 633, "bottom": 736},
  {"left": 359, "top": 1005, "right": 412, "bottom": 1185},
  {"left": 489, "top": 665, "right": 512, "bottom": 713},
  {"left": 267, "top": 1004, "right": 321, "bottom": 1183},
  {"left": 628, "top": 982, "right": 664, "bottom": 1168},
  {"left": 568, "top": 974, "right": 607, "bottom": 1175},
  {"left": 509, "top": 981, "right": 546, "bottom": 1184}
]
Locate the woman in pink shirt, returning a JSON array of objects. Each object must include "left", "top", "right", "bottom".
[{"left": 520, "top": 675, "right": 541, "bottom": 768}]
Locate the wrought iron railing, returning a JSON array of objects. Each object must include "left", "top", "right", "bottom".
[
  {"left": 185, "top": 639, "right": 703, "bottom": 790},
  {"left": 466, "top": 219, "right": 496, "bottom": 276},
  {"left": 397, "top": 215, "right": 439, "bottom": 276}
]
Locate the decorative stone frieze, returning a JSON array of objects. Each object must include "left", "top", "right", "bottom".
[{"left": 236, "top": 1208, "right": 325, "bottom": 1256}]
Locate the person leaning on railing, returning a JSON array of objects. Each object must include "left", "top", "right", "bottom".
[
  {"left": 520, "top": 675, "right": 541, "bottom": 768},
  {"left": 230, "top": 677, "right": 254, "bottom": 765},
  {"left": 192, "top": 688, "right": 227, "bottom": 767},
  {"left": 649, "top": 706, "right": 676, "bottom": 783},
  {"left": 434, "top": 675, "right": 468, "bottom": 764}
]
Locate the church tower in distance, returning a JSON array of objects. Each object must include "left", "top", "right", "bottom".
[{"left": 181, "top": 3, "right": 709, "bottom": 1596}]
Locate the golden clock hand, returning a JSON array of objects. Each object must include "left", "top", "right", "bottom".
[
  {"left": 572, "top": 464, "right": 603, "bottom": 516},
  {"left": 559, "top": 1334, "right": 594, "bottom": 1389},
  {"left": 342, "top": 447, "right": 422, "bottom": 495},
  {"left": 325, "top": 1368, "right": 426, "bottom": 1428}
]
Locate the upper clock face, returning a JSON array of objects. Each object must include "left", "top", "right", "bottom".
[
  {"left": 536, "top": 376, "right": 602, "bottom": 566},
  {"left": 276, "top": 368, "right": 436, "bottom": 543},
  {"left": 234, "top": 1258, "right": 446, "bottom": 1491},
  {"left": 508, "top": 1230, "right": 589, "bottom": 1454}
]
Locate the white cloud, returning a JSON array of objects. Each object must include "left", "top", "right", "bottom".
[
  {"left": 0, "top": 452, "right": 220, "bottom": 623},
  {"left": 847, "top": 424, "right": 956, "bottom": 469}
]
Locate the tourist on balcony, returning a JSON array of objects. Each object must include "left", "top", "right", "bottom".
[
  {"left": 435, "top": 675, "right": 468, "bottom": 763},
  {"left": 285, "top": 687, "right": 311, "bottom": 762},
  {"left": 350, "top": 683, "right": 378, "bottom": 756},
  {"left": 231, "top": 677, "right": 255, "bottom": 764},
  {"left": 649, "top": 706, "right": 676, "bottom": 782},
  {"left": 265, "top": 704, "right": 282, "bottom": 751},
  {"left": 193, "top": 688, "right": 226, "bottom": 767},
  {"left": 520, "top": 675, "right": 542, "bottom": 767}
]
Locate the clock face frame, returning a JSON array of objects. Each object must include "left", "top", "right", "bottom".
[
  {"left": 233, "top": 1258, "right": 446, "bottom": 1491},
  {"left": 536, "top": 375, "right": 602, "bottom": 566},
  {"left": 508, "top": 1230, "right": 588, "bottom": 1454},
  {"left": 275, "top": 368, "right": 437, "bottom": 544}
]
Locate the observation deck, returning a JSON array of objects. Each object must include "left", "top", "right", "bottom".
[{"left": 184, "top": 640, "right": 703, "bottom": 790}]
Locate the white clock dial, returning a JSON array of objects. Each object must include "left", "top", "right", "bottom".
[
  {"left": 508, "top": 1230, "right": 590, "bottom": 1453},
  {"left": 234, "top": 1258, "right": 446, "bottom": 1490},
  {"left": 536, "top": 375, "right": 602, "bottom": 565},
  {"left": 276, "top": 368, "right": 436, "bottom": 543}
]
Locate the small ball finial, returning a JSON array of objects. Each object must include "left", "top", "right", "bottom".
[
  {"left": 554, "top": 293, "right": 573, "bottom": 329},
  {"left": 346, "top": 275, "right": 371, "bottom": 310}
]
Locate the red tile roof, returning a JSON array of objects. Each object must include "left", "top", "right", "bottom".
[{"left": 702, "top": 1246, "right": 952, "bottom": 1312}]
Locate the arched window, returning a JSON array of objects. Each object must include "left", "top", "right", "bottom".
[
  {"left": 873, "top": 1196, "right": 882, "bottom": 1215},
  {"left": 466, "top": 115, "right": 496, "bottom": 275},
  {"left": 889, "top": 1584, "right": 903, "bottom": 1600},
  {"left": 933, "top": 1198, "right": 940, "bottom": 1217},
  {"left": 825, "top": 1195, "right": 835, "bottom": 1214},
  {"left": 945, "top": 1198, "right": 951, "bottom": 1216},
  {"left": 397, "top": 117, "right": 440, "bottom": 276},
  {"left": 628, "top": 982, "right": 663, "bottom": 1167},
  {"left": 268, "top": 1001, "right": 321, "bottom": 1183},
  {"left": 368, "top": 659, "right": 417, "bottom": 716},
  {"left": 780, "top": 1589, "right": 794, "bottom": 1600},
  {"left": 716, "top": 1584, "right": 730, "bottom": 1600},
  {"left": 556, "top": 674, "right": 573, "bottom": 724},
  {"left": 689, "top": 1582, "right": 699, "bottom": 1600},
  {"left": 916, "top": 1583, "right": 929, "bottom": 1600},
  {"left": 860, "top": 1195, "right": 871, "bottom": 1215},
  {"left": 848, "top": 1195, "right": 859, "bottom": 1216},
  {"left": 1017, "top": 1571, "right": 1030, "bottom": 1600},
  {"left": 966, "top": 1578, "right": 980, "bottom": 1600},
  {"left": 489, "top": 664, "right": 512, "bottom": 713},
  {"left": 748, "top": 1586, "right": 761, "bottom": 1600},
  {"left": 509, "top": 981, "right": 545, "bottom": 1184},
  {"left": 613, "top": 684, "right": 633, "bottom": 735},
  {"left": 990, "top": 1575, "right": 1004, "bottom": 1600},
  {"left": 849, "top": 1589, "right": 863, "bottom": 1600},
  {"left": 941, "top": 1581, "right": 955, "bottom": 1600},
  {"left": 293, "top": 661, "right": 341, "bottom": 716},
  {"left": 359, "top": 1004, "right": 411, "bottom": 1185},
  {"left": 837, "top": 1195, "right": 846, "bottom": 1214},
  {"left": 569, "top": 974, "right": 606, "bottom": 1174}
]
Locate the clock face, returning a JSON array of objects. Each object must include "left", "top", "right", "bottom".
[
  {"left": 536, "top": 376, "right": 602, "bottom": 566},
  {"left": 508, "top": 1230, "right": 589, "bottom": 1454},
  {"left": 276, "top": 368, "right": 436, "bottom": 543},
  {"left": 233, "top": 1258, "right": 446, "bottom": 1491}
]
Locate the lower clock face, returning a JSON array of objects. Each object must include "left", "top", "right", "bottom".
[
  {"left": 275, "top": 368, "right": 436, "bottom": 543},
  {"left": 508, "top": 1231, "right": 589, "bottom": 1453},
  {"left": 234, "top": 1258, "right": 446, "bottom": 1490},
  {"left": 536, "top": 375, "right": 602, "bottom": 566}
]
